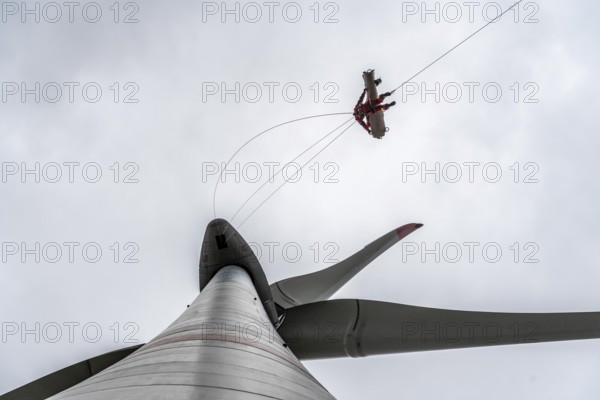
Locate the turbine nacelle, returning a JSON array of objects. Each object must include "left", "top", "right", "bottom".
[{"left": 199, "top": 218, "right": 279, "bottom": 324}]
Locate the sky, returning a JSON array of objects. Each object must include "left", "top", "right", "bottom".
[{"left": 1, "top": 0, "right": 599, "bottom": 399}]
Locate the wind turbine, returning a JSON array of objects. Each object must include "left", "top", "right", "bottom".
[{"left": 2, "top": 218, "right": 599, "bottom": 399}]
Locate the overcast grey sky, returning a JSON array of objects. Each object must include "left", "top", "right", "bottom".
[{"left": 1, "top": 1, "right": 599, "bottom": 399}]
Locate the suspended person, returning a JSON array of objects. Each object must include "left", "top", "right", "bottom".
[{"left": 353, "top": 87, "right": 396, "bottom": 134}]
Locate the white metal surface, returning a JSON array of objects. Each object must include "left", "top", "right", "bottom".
[{"left": 47, "top": 266, "right": 335, "bottom": 400}]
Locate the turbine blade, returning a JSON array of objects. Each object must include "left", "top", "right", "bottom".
[
  {"left": 270, "top": 223, "right": 423, "bottom": 308},
  {"left": 0, "top": 345, "right": 143, "bottom": 400},
  {"left": 278, "top": 299, "right": 600, "bottom": 359}
]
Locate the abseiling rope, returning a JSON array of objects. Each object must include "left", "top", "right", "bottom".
[
  {"left": 233, "top": 118, "right": 355, "bottom": 234},
  {"left": 388, "top": 0, "right": 524, "bottom": 95},
  {"left": 229, "top": 116, "right": 355, "bottom": 225},
  {"left": 212, "top": 112, "right": 353, "bottom": 221}
]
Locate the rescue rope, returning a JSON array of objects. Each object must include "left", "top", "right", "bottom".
[
  {"left": 389, "top": 0, "right": 524, "bottom": 95},
  {"left": 229, "top": 116, "right": 355, "bottom": 225},
  {"left": 232, "top": 118, "right": 355, "bottom": 233},
  {"left": 212, "top": 112, "right": 353, "bottom": 224}
]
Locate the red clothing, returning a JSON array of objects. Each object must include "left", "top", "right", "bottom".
[
  {"left": 353, "top": 90, "right": 367, "bottom": 115},
  {"left": 354, "top": 114, "right": 371, "bottom": 133},
  {"left": 353, "top": 90, "right": 371, "bottom": 133},
  {"left": 359, "top": 97, "right": 384, "bottom": 114},
  {"left": 353, "top": 90, "right": 392, "bottom": 134}
]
